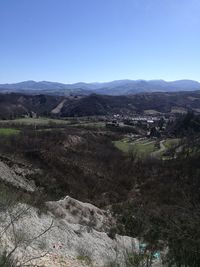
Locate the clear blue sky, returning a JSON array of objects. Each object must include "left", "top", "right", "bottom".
[{"left": 0, "top": 0, "right": 200, "bottom": 83}]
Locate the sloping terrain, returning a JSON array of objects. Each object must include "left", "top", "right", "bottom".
[
  {"left": 1, "top": 91, "right": 200, "bottom": 119},
  {"left": 0, "top": 129, "right": 140, "bottom": 266},
  {"left": 55, "top": 91, "right": 200, "bottom": 116},
  {"left": 0, "top": 160, "right": 35, "bottom": 192},
  {"left": 0, "top": 93, "right": 62, "bottom": 119},
  {"left": 0, "top": 196, "right": 137, "bottom": 266},
  {"left": 0, "top": 114, "right": 200, "bottom": 266},
  {"left": 0, "top": 128, "right": 135, "bottom": 205}
]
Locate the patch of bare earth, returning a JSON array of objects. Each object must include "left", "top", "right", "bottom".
[{"left": 32, "top": 254, "right": 89, "bottom": 267}]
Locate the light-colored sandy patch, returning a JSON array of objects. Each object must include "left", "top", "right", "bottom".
[
  {"left": 171, "top": 107, "right": 187, "bottom": 114},
  {"left": 144, "top": 110, "right": 160, "bottom": 115},
  {"left": 51, "top": 99, "right": 67, "bottom": 114}
]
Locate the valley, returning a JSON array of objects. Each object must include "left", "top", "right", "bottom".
[
  {"left": 1, "top": 0, "right": 200, "bottom": 265},
  {"left": 0, "top": 91, "right": 199, "bottom": 267}
]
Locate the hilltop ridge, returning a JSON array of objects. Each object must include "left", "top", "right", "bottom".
[{"left": 0, "top": 79, "right": 200, "bottom": 96}]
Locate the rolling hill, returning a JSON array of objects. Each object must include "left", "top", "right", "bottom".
[{"left": 1, "top": 90, "right": 200, "bottom": 119}]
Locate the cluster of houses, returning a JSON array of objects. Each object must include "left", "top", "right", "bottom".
[{"left": 104, "top": 113, "right": 176, "bottom": 138}]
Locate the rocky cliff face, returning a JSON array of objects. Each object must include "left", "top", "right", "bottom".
[
  {"left": 0, "top": 156, "right": 139, "bottom": 266},
  {"left": 0, "top": 198, "right": 138, "bottom": 267},
  {"left": 0, "top": 159, "right": 36, "bottom": 192},
  {"left": 46, "top": 196, "right": 114, "bottom": 232}
]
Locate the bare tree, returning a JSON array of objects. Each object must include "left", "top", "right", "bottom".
[{"left": 0, "top": 193, "right": 54, "bottom": 267}]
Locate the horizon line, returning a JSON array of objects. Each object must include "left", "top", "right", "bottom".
[{"left": 1, "top": 78, "right": 200, "bottom": 85}]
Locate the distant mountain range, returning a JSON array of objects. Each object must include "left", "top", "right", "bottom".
[{"left": 0, "top": 79, "right": 200, "bottom": 96}]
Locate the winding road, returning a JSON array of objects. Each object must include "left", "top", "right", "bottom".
[{"left": 151, "top": 140, "right": 166, "bottom": 158}]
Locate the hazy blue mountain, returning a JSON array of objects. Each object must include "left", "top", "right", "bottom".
[{"left": 0, "top": 79, "right": 200, "bottom": 95}]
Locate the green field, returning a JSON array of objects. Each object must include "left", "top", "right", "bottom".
[
  {"left": 0, "top": 117, "right": 71, "bottom": 126},
  {"left": 114, "top": 139, "right": 157, "bottom": 157},
  {"left": 0, "top": 128, "right": 20, "bottom": 136},
  {"left": 114, "top": 137, "right": 181, "bottom": 159},
  {"left": 163, "top": 138, "right": 180, "bottom": 149},
  {"left": 0, "top": 117, "right": 106, "bottom": 129},
  {"left": 73, "top": 121, "right": 105, "bottom": 128}
]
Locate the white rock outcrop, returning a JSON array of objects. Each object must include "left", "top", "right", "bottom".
[
  {"left": 46, "top": 196, "right": 114, "bottom": 232},
  {"left": 0, "top": 160, "right": 35, "bottom": 192},
  {"left": 0, "top": 197, "right": 139, "bottom": 267}
]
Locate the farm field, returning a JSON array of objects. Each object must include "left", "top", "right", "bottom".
[
  {"left": 73, "top": 121, "right": 105, "bottom": 128},
  {"left": 0, "top": 128, "right": 20, "bottom": 136},
  {"left": 114, "top": 138, "right": 157, "bottom": 157},
  {"left": 163, "top": 138, "right": 180, "bottom": 149},
  {"left": 0, "top": 117, "right": 72, "bottom": 126},
  {"left": 0, "top": 117, "right": 106, "bottom": 128},
  {"left": 114, "top": 137, "right": 181, "bottom": 158}
]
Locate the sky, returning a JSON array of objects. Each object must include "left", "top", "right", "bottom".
[{"left": 0, "top": 0, "right": 200, "bottom": 83}]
